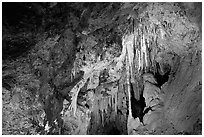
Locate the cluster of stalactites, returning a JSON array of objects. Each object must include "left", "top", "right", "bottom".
[
  {"left": 122, "top": 19, "right": 159, "bottom": 101},
  {"left": 124, "top": 23, "right": 158, "bottom": 77}
]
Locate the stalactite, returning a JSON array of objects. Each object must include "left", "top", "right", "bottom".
[
  {"left": 146, "top": 46, "right": 151, "bottom": 72},
  {"left": 126, "top": 55, "right": 132, "bottom": 117},
  {"left": 99, "top": 97, "right": 103, "bottom": 113},
  {"left": 138, "top": 49, "right": 141, "bottom": 72},
  {"left": 111, "top": 94, "right": 113, "bottom": 111},
  {"left": 146, "top": 27, "right": 150, "bottom": 49},
  {"left": 126, "top": 34, "right": 134, "bottom": 75},
  {"left": 108, "top": 96, "right": 111, "bottom": 109},
  {"left": 101, "top": 109, "right": 104, "bottom": 127},
  {"left": 142, "top": 35, "right": 146, "bottom": 69},
  {"left": 135, "top": 49, "right": 139, "bottom": 72},
  {"left": 106, "top": 96, "right": 109, "bottom": 109},
  {"left": 115, "top": 34, "right": 127, "bottom": 69},
  {"left": 71, "top": 62, "right": 76, "bottom": 81},
  {"left": 115, "top": 92, "right": 117, "bottom": 113},
  {"left": 144, "top": 36, "right": 148, "bottom": 68},
  {"left": 140, "top": 37, "right": 143, "bottom": 70},
  {"left": 110, "top": 95, "right": 113, "bottom": 110}
]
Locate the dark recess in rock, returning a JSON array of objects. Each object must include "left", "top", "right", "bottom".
[
  {"left": 154, "top": 62, "right": 171, "bottom": 87},
  {"left": 130, "top": 82, "right": 146, "bottom": 124}
]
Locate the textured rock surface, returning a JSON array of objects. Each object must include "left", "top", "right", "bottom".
[
  {"left": 163, "top": 51, "right": 202, "bottom": 134},
  {"left": 2, "top": 2, "right": 202, "bottom": 135}
]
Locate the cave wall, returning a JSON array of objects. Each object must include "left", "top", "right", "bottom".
[{"left": 163, "top": 51, "right": 202, "bottom": 134}]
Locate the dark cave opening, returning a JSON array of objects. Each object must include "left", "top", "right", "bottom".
[
  {"left": 130, "top": 83, "right": 146, "bottom": 124},
  {"left": 154, "top": 62, "right": 171, "bottom": 87}
]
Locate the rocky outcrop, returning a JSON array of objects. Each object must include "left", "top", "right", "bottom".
[{"left": 163, "top": 51, "right": 202, "bottom": 134}]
